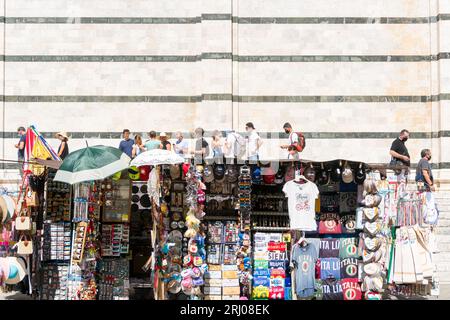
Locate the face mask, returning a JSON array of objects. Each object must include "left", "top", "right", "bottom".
[
  {"left": 284, "top": 130, "right": 290, "bottom": 134},
  {"left": 427, "top": 155, "right": 432, "bottom": 161},
  {"left": 402, "top": 137, "right": 408, "bottom": 142}
]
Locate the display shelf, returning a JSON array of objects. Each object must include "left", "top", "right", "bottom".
[
  {"left": 252, "top": 226, "right": 290, "bottom": 232},
  {"left": 252, "top": 211, "right": 289, "bottom": 216},
  {"left": 203, "top": 216, "right": 239, "bottom": 221},
  {"left": 252, "top": 195, "right": 285, "bottom": 199}
]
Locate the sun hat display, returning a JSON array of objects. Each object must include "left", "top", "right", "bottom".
[
  {"left": 363, "top": 275, "right": 383, "bottom": 292},
  {"left": 355, "top": 163, "right": 366, "bottom": 184},
  {"left": 4, "top": 256, "right": 27, "bottom": 285},
  {"left": 304, "top": 164, "right": 316, "bottom": 183},
  {"left": 0, "top": 196, "right": 8, "bottom": 223},
  {"left": 330, "top": 161, "right": 342, "bottom": 182},
  {"left": 128, "top": 166, "right": 140, "bottom": 180},
  {"left": 363, "top": 207, "right": 379, "bottom": 221},
  {"left": 363, "top": 178, "right": 378, "bottom": 195},
  {"left": 342, "top": 162, "right": 354, "bottom": 184},
  {"left": 364, "top": 222, "right": 382, "bottom": 237},
  {"left": 225, "top": 165, "right": 239, "bottom": 183},
  {"left": 203, "top": 165, "right": 214, "bottom": 183},
  {"left": 363, "top": 236, "right": 382, "bottom": 252},
  {"left": 317, "top": 163, "right": 330, "bottom": 186},
  {"left": 213, "top": 164, "right": 225, "bottom": 181},
  {"left": 363, "top": 263, "right": 382, "bottom": 276},
  {"left": 275, "top": 168, "right": 284, "bottom": 184},
  {"left": 139, "top": 165, "right": 151, "bottom": 181}
]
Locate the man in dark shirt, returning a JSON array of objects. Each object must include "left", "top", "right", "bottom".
[
  {"left": 118, "top": 129, "right": 134, "bottom": 158},
  {"left": 389, "top": 129, "right": 410, "bottom": 167},
  {"left": 416, "top": 149, "right": 434, "bottom": 191},
  {"left": 191, "top": 127, "right": 210, "bottom": 164},
  {"left": 15, "top": 126, "right": 26, "bottom": 176}
]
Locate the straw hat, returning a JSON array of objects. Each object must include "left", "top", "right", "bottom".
[
  {"left": 4, "top": 256, "right": 27, "bottom": 285},
  {"left": 0, "top": 196, "right": 8, "bottom": 223},
  {"left": 55, "top": 131, "right": 69, "bottom": 140},
  {"left": 2, "top": 195, "right": 16, "bottom": 222}
]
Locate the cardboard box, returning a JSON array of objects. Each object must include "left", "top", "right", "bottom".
[
  {"left": 223, "top": 286, "right": 240, "bottom": 295},
  {"left": 208, "top": 264, "right": 222, "bottom": 271},
  {"left": 222, "top": 295, "right": 240, "bottom": 300},
  {"left": 204, "top": 271, "right": 222, "bottom": 279},
  {"left": 204, "top": 286, "right": 222, "bottom": 295},
  {"left": 205, "top": 279, "right": 222, "bottom": 286},
  {"left": 205, "top": 295, "right": 222, "bottom": 300},
  {"left": 222, "top": 264, "right": 238, "bottom": 271},
  {"left": 222, "top": 279, "right": 240, "bottom": 287},
  {"left": 223, "top": 271, "right": 238, "bottom": 279}
]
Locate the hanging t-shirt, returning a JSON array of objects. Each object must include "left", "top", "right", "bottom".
[
  {"left": 340, "top": 258, "right": 359, "bottom": 279},
  {"left": 318, "top": 213, "right": 342, "bottom": 234},
  {"left": 320, "top": 193, "right": 339, "bottom": 213},
  {"left": 320, "top": 258, "right": 341, "bottom": 280},
  {"left": 341, "top": 278, "right": 362, "bottom": 300},
  {"left": 340, "top": 214, "right": 357, "bottom": 234},
  {"left": 339, "top": 237, "right": 359, "bottom": 259},
  {"left": 339, "top": 192, "right": 357, "bottom": 213},
  {"left": 322, "top": 279, "right": 344, "bottom": 300},
  {"left": 282, "top": 180, "right": 319, "bottom": 231},
  {"left": 319, "top": 238, "right": 340, "bottom": 258},
  {"left": 291, "top": 243, "right": 319, "bottom": 298}
]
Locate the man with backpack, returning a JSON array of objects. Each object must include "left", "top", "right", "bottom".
[
  {"left": 224, "top": 130, "right": 246, "bottom": 163},
  {"left": 281, "top": 122, "right": 305, "bottom": 160}
]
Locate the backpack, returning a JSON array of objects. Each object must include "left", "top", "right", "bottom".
[
  {"left": 229, "top": 132, "right": 246, "bottom": 159},
  {"left": 290, "top": 132, "right": 306, "bottom": 152}
]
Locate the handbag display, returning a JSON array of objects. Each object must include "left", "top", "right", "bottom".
[
  {"left": 25, "top": 191, "right": 39, "bottom": 207},
  {"left": 15, "top": 215, "right": 32, "bottom": 231},
  {"left": 17, "top": 235, "right": 33, "bottom": 255}
]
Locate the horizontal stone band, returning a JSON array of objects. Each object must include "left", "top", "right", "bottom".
[
  {"left": 1, "top": 14, "right": 449, "bottom": 24},
  {"left": 2, "top": 53, "right": 450, "bottom": 62},
  {"left": 1, "top": 94, "right": 450, "bottom": 103},
  {"left": 2, "top": 131, "right": 450, "bottom": 140}
]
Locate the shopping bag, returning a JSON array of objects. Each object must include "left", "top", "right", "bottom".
[
  {"left": 25, "top": 191, "right": 39, "bottom": 207},
  {"left": 15, "top": 216, "right": 31, "bottom": 231},
  {"left": 423, "top": 192, "right": 439, "bottom": 225},
  {"left": 17, "top": 235, "right": 33, "bottom": 255}
]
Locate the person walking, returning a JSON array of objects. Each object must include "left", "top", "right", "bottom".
[
  {"left": 280, "top": 122, "right": 300, "bottom": 160},
  {"left": 15, "top": 126, "right": 26, "bottom": 176},
  {"left": 245, "top": 122, "right": 262, "bottom": 162},
  {"left": 55, "top": 132, "right": 69, "bottom": 160},
  {"left": 144, "top": 131, "right": 160, "bottom": 151},
  {"left": 159, "top": 132, "right": 171, "bottom": 151},
  {"left": 132, "top": 134, "right": 145, "bottom": 158},
  {"left": 390, "top": 129, "right": 410, "bottom": 167},
  {"left": 415, "top": 149, "right": 435, "bottom": 192},
  {"left": 118, "top": 129, "right": 134, "bottom": 158},
  {"left": 191, "top": 127, "right": 210, "bottom": 164},
  {"left": 173, "top": 131, "right": 189, "bottom": 156},
  {"left": 212, "top": 130, "right": 224, "bottom": 162}
]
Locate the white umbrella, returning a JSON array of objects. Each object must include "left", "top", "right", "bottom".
[{"left": 130, "top": 149, "right": 185, "bottom": 167}]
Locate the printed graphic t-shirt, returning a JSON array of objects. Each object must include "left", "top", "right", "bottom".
[
  {"left": 340, "top": 258, "right": 359, "bottom": 279},
  {"left": 283, "top": 180, "right": 319, "bottom": 231},
  {"left": 319, "top": 238, "right": 340, "bottom": 258},
  {"left": 341, "top": 278, "right": 362, "bottom": 300},
  {"left": 291, "top": 243, "right": 319, "bottom": 297},
  {"left": 322, "top": 279, "right": 344, "bottom": 300},
  {"left": 339, "top": 237, "right": 359, "bottom": 259},
  {"left": 320, "top": 258, "right": 341, "bottom": 280}
]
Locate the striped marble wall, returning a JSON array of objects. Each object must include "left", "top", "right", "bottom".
[{"left": 1, "top": 0, "right": 450, "bottom": 186}]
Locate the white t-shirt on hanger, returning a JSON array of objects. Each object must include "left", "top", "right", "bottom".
[{"left": 282, "top": 180, "right": 319, "bottom": 231}]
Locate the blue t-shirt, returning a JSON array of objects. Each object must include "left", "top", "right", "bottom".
[
  {"left": 320, "top": 258, "right": 341, "bottom": 280},
  {"left": 119, "top": 139, "right": 134, "bottom": 158},
  {"left": 18, "top": 134, "right": 26, "bottom": 158},
  {"left": 144, "top": 140, "right": 161, "bottom": 151}
]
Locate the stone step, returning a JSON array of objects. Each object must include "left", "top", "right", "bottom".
[
  {"left": 436, "top": 272, "right": 450, "bottom": 284},
  {"left": 437, "top": 242, "right": 450, "bottom": 252},
  {"left": 432, "top": 253, "right": 450, "bottom": 263},
  {"left": 436, "top": 219, "right": 450, "bottom": 227},
  {"left": 436, "top": 235, "right": 450, "bottom": 243},
  {"left": 435, "top": 227, "right": 450, "bottom": 235},
  {"left": 436, "top": 264, "right": 450, "bottom": 272}
]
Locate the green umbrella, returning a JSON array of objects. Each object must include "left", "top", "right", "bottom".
[{"left": 54, "top": 145, "right": 131, "bottom": 184}]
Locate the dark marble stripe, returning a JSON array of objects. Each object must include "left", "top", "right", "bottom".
[
  {"left": 2, "top": 94, "right": 450, "bottom": 103},
  {"left": 4, "top": 53, "right": 450, "bottom": 62},
  {"left": 2, "top": 131, "right": 450, "bottom": 140},
  {"left": 4, "top": 53, "right": 233, "bottom": 62},
  {"left": 2, "top": 15, "right": 450, "bottom": 24}
]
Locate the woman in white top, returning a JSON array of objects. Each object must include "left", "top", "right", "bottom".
[
  {"left": 245, "top": 122, "right": 263, "bottom": 161},
  {"left": 132, "top": 134, "right": 146, "bottom": 158}
]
